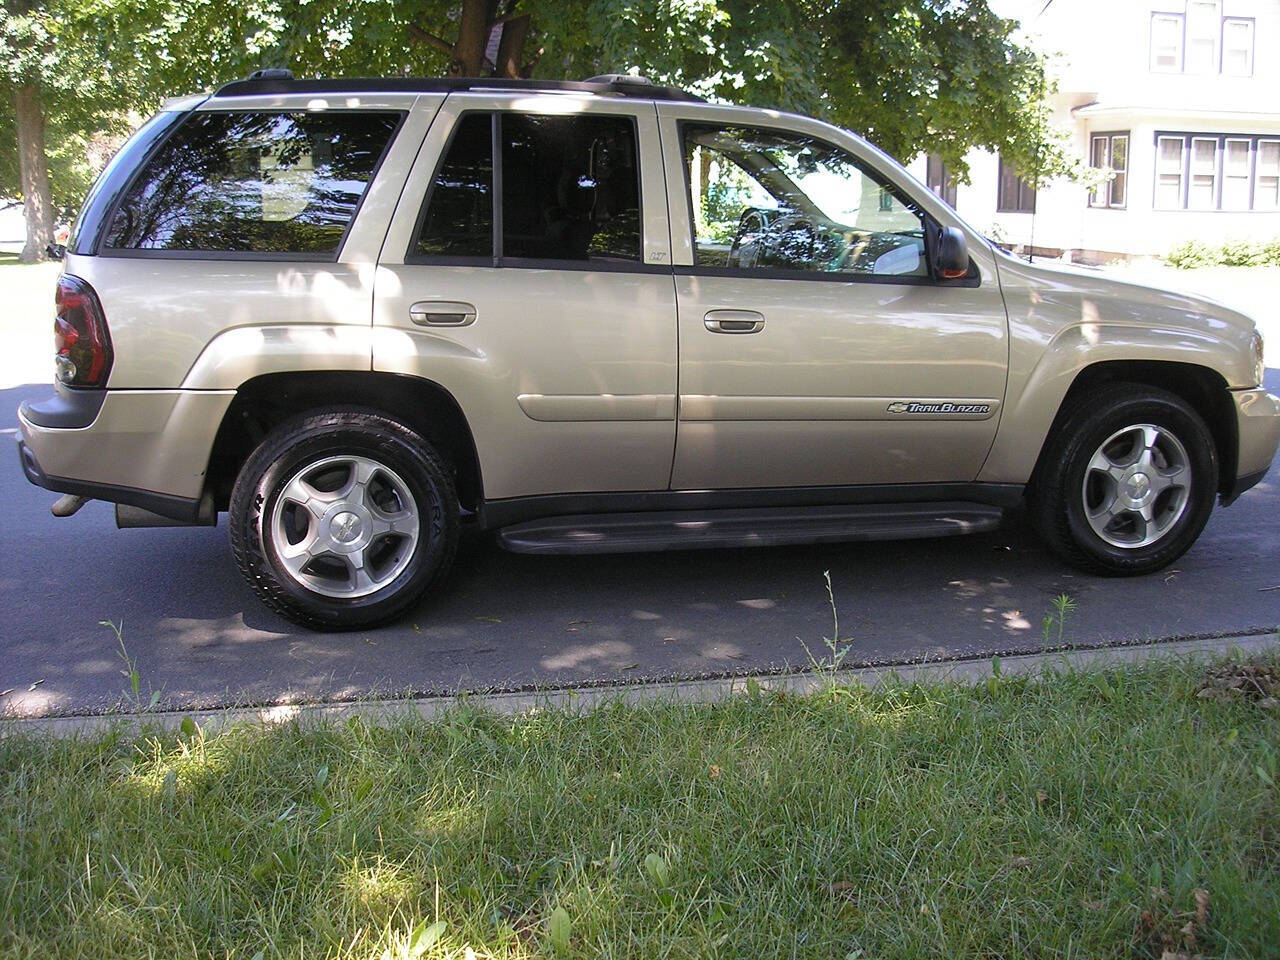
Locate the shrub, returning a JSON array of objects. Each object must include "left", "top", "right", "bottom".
[
  {"left": 1164, "top": 239, "right": 1218, "bottom": 269},
  {"left": 1165, "top": 236, "right": 1280, "bottom": 268}
]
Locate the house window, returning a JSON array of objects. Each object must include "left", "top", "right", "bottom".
[
  {"left": 996, "top": 156, "right": 1035, "bottom": 213},
  {"left": 1189, "top": 137, "right": 1218, "bottom": 209},
  {"left": 1089, "top": 133, "right": 1128, "bottom": 208},
  {"left": 1150, "top": 13, "right": 1184, "bottom": 71},
  {"left": 1154, "top": 133, "right": 1280, "bottom": 211},
  {"left": 925, "top": 154, "right": 957, "bottom": 207},
  {"left": 1155, "top": 136, "right": 1185, "bottom": 209},
  {"left": 1185, "top": 1, "right": 1220, "bottom": 73},
  {"left": 1257, "top": 141, "right": 1280, "bottom": 210},
  {"left": 1222, "top": 18, "right": 1254, "bottom": 76},
  {"left": 1222, "top": 139, "right": 1251, "bottom": 210}
]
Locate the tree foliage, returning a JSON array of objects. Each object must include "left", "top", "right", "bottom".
[{"left": 2, "top": 0, "right": 1069, "bottom": 247}]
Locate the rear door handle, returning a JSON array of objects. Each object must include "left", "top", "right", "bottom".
[
  {"left": 409, "top": 301, "right": 476, "bottom": 326},
  {"left": 704, "top": 309, "right": 765, "bottom": 334}
]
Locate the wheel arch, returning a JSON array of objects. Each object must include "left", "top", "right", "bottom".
[
  {"left": 204, "top": 371, "right": 483, "bottom": 513},
  {"left": 1029, "top": 360, "right": 1237, "bottom": 497}
]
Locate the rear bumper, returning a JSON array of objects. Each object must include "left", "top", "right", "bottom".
[
  {"left": 16, "top": 387, "right": 235, "bottom": 512},
  {"left": 18, "top": 438, "right": 206, "bottom": 522},
  {"left": 1222, "top": 387, "right": 1280, "bottom": 505}
]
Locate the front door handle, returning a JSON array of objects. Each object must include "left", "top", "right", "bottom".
[
  {"left": 704, "top": 309, "right": 765, "bottom": 334},
  {"left": 409, "top": 301, "right": 476, "bottom": 326}
]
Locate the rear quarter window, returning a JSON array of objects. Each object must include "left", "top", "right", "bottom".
[{"left": 103, "top": 110, "right": 401, "bottom": 257}]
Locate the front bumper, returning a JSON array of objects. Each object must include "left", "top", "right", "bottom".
[
  {"left": 16, "top": 387, "right": 235, "bottom": 518},
  {"left": 1222, "top": 387, "right": 1280, "bottom": 505}
]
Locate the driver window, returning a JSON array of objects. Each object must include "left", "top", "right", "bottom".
[{"left": 684, "top": 123, "right": 928, "bottom": 278}]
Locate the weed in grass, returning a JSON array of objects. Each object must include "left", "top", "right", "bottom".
[
  {"left": 799, "top": 570, "right": 854, "bottom": 690},
  {"left": 102, "top": 619, "right": 162, "bottom": 711},
  {"left": 1042, "top": 592, "right": 1077, "bottom": 646}
]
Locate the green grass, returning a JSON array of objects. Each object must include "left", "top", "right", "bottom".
[{"left": 2, "top": 658, "right": 1278, "bottom": 959}]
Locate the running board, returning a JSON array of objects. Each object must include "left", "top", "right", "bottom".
[{"left": 496, "top": 502, "right": 1003, "bottom": 556}]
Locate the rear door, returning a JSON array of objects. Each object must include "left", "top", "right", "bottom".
[
  {"left": 658, "top": 104, "right": 1009, "bottom": 491},
  {"left": 374, "top": 93, "right": 678, "bottom": 502}
]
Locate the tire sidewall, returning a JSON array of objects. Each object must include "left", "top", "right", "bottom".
[
  {"left": 236, "top": 416, "right": 454, "bottom": 627},
  {"left": 1059, "top": 395, "right": 1217, "bottom": 572}
]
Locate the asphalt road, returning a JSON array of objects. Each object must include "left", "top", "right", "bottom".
[{"left": 4, "top": 369, "right": 1278, "bottom": 717}]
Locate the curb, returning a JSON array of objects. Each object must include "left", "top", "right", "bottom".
[{"left": 7, "top": 631, "right": 1276, "bottom": 738}]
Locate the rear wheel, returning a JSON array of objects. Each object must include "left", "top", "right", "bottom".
[
  {"left": 1029, "top": 384, "right": 1218, "bottom": 575},
  {"left": 229, "top": 408, "right": 459, "bottom": 629}
]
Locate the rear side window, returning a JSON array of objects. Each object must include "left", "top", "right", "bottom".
[
  {"left": 104, "top": 110, "right": 401, "bottom": 256},
  {"left": 411, "top": 111, "right": 641, "bottom": 264},
  {"left": 502, "top": 113, "right": 640, "bottom": 262},
  {"left": 413, "top": 113, "right": 494, "bottom": 258}
]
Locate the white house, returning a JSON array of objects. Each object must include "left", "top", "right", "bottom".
[{"left": 906, "top": 0, "right": 1280, "bottom": 262}]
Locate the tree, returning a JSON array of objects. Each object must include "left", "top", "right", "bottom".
[{"left": 1, "top": 0, "right": 1069, "bottom": 261}]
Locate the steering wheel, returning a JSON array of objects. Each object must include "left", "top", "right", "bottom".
[{"left": 728, "top": 209, "right": 765, "bottom": 268}]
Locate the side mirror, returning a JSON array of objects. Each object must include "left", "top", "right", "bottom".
[
  {"left": 45, "top": 242, "right": 66, "bottom": 261},
  {"left": 936, "top": 226, "right": 968, "bottom": 280}
]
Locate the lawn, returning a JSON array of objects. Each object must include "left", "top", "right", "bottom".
[{"left": 2, "top": 656, "right": 1278, "bottom": 959}]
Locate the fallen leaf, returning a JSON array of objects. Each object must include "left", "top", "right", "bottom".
[
  {"left": 1180, "top": 920, "right": 1197, "bottom": 947},
  {"left": 1035, "top": 789, "right": 1049, "bottom": 805},
  {"left": 1083, "top": 900, "right": 1103, "bottom": 911},
  {"left": 826, "top": 881, "right": 856, "bottom": 896},
  {"left": 708, "top": 764, "right": 722, "bottom": 781},
  {"left": 1193, "top": 888, "right": 1209, "bottom": 926},
  {"left": 1009, "top": 856, "right": 1032, "bottom": 870},
  {"left": 27, "top": 679, "right": 44, "bottom": 691}
]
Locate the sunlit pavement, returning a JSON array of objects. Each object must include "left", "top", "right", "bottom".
[{"left": 2, "top": 264, "right": 1277, "bottom": 717}]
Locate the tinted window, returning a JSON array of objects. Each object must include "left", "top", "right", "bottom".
[
  {"left": 684, "top": 124, "right": 927, "bottom": 278},
  {"left": 414, "top": 113, "right": 493, "bottom": 258},
  {"left": 105, "top": 111, "right": 399, "bottom": 255},
  {"left": 501, "top": 113, "right": 640, "bottom": 262}
]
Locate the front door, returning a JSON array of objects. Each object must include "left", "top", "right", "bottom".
[
  {"left": 374, "top": 93, "right": 678, "bottom": 502},
  {"left": 657, "top": 107, "right": 1009, "bottom": 491}
]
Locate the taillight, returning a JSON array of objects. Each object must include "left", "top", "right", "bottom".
[{"left": 54, "top": 275, "right": 112, "bottom": 388}]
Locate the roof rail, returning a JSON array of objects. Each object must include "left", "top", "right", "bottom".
[{"left": 212, "top": 73, "right": 704, "bottom": 102}]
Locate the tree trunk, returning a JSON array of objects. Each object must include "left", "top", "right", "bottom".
[
  {"left": 452, "top": 0, "right": 499, "bottom": 76},
  {"left": 494, "top": 14, "right": 531, "bottom": 78},
  {"left": 13, "top": 81, "right": 54, "bottom": 263}
]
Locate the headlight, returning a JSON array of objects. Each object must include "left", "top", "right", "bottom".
[{"left": 1253, "top": 331, "right": 1266, "bottom": 387}]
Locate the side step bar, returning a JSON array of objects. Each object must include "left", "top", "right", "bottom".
[{"left": 496, "top": 502, "right": 1003, "bottom": 556}]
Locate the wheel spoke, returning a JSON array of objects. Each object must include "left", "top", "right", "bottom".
[
  {"left": 338, "top": 458, "right": 378, "bottom": 499},
  {"left": 342, "top": 554, "right": 377, "bottom": 594},
  {"left": 279, "top": 533, "right": 322, "bottom": 577},
  {"left": 1088, "top": 450, "right": 1126, "bottom": 483},
  {"left": 280, "top": 475, "right": 327, "bottom": 518}
]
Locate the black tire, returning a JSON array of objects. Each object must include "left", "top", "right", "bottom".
[
  {"left": 229, "top": 408, "right": 459, "bottom": 630},
  {"left": 1028, "top": 383, "right": 1218, "bottom": 576}
]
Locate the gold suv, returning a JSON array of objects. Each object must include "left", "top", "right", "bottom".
[{"left": 17, "top": 72, "right": 1280, "bottom": 629}]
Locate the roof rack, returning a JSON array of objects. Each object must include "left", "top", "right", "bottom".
[{"left": 213, "top": 73, "right": 704, "bottom": 102}]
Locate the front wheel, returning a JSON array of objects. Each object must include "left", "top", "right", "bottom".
[
  {"left": 229, "top": 408, "right": 459, "bottom": 629},
  {"left": 1029, "top": 384, "right": 1218, "bottom": 576}
]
